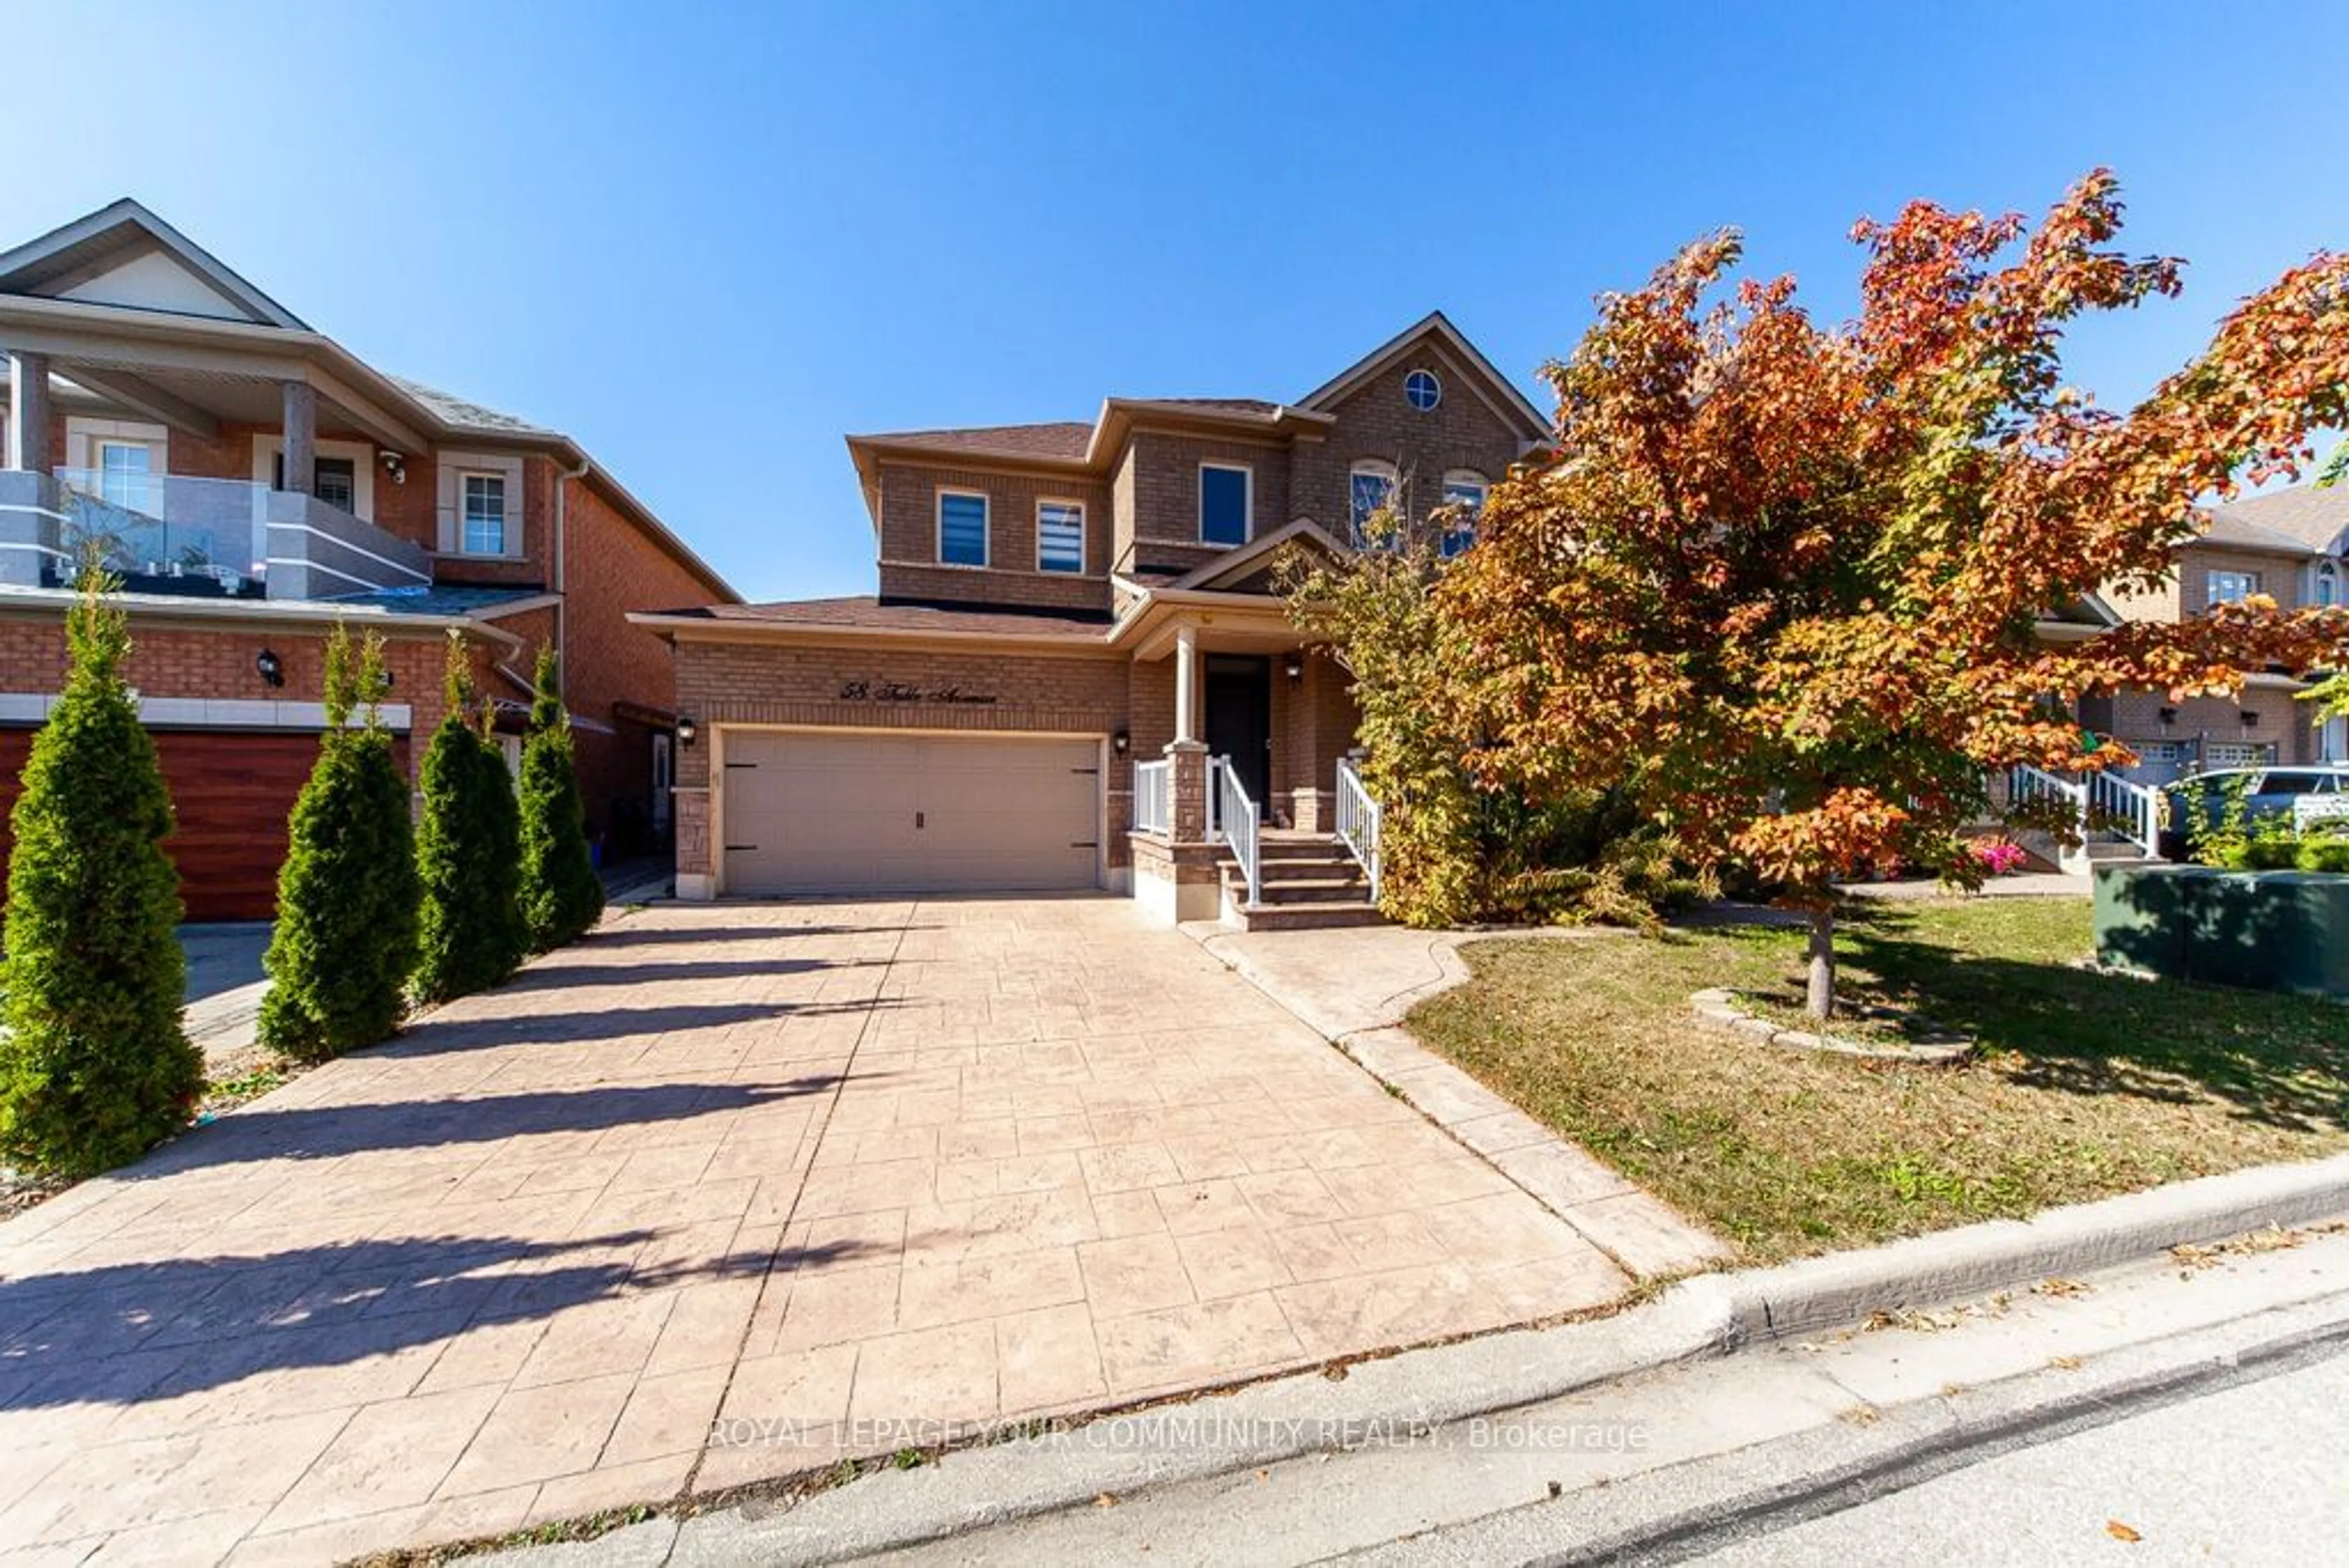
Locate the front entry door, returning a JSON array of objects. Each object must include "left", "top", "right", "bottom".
[{"left": 1204, "top": 654, "right": 1272, "bottom": 820}]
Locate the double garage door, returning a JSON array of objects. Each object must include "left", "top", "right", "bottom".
[{"left": 721, "top": 731, "right": 1101, "bottom": 896}]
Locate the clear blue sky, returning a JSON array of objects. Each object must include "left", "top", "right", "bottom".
[{"left": 6, "top": 2, "right": 2343, "bottom": 602}]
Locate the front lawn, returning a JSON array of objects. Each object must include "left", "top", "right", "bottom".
[{"left": 1408, "top": 899, "right": 2349, "bottom": 1263}]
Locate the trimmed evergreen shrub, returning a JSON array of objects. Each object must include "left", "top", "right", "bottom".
[
  {"left": 258, "top": 626, "right": 421, "bottom": 1059},
  {"left": 412, "top": 634, "right": 527, "bottom": 1002},
  {"left": 517, "top": 646, "right": 604, "bottom": 952},
  {"left": 0, "top": 574, "right": 202, "bottom": 1175}
]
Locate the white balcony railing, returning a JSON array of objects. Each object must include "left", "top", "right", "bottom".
[
  {"left": 1134, "top": 757, "right": 1171, "bottom": 835},
  {"left": 1335, "top": 755, "right": 1382, "bottom": 902}
]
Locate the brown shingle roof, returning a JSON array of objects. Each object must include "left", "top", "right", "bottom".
[
  {"left": 2211, "top": 486, "right": 2349, "bottom": 554},
  {"left": 852, "top": 422, "right": 1094, "bottom": 460},
  {"left": 658, "top": 596, "right": 1110, "bottom": 638},
  {"left": 1123, "top": 397, "right": 1283, "bottom": 417}
]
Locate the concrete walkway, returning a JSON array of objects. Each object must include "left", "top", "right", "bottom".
[
  {"left": 1190, "top": 920, "right": 1728, "bottom": 1279},
  {"left": 0, "top": 897, "right": 1631, "bottom": 1565}
]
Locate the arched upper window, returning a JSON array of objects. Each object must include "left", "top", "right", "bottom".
[
  {"left": 2317, "top": 561, "right": 2339, "bottom": 608},
  {"left": 1439, "top": 471, "right": 1487, "bottom": 558},
  {"left": 1349, "top": 460, "right": 1399, "bottom": 544}
]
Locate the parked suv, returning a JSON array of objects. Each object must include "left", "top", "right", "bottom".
[{"left": 2154, "top": 766, "right": 2349, "bottom": 860}]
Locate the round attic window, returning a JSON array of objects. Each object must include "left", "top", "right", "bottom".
[{"left": 1404, "top": 368, "right": 1442, "bottom": 412}]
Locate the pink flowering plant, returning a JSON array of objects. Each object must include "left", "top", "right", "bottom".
[{"left": 1969, "top": 839, "right": 2030, "bottom": 877}]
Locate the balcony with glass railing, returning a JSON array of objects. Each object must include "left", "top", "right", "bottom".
[{"left": 0, "top": 467, "right": 432, "bottom": 601}]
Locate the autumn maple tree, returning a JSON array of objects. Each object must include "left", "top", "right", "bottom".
[{"left": 1443, "top": 171, "right": 2349, "bottom": 1017}]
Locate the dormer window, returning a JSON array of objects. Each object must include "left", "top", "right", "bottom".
[
  {"left": 1349, "top": 460, "right": 1399, "bottom": 544},
  {"left": 938, "top": 489, "right": 989, "bottom": 567}
]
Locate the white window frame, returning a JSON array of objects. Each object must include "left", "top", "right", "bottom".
[
  {"left": 1439, "top": 469, "right": 1486, "bottom": 557},
  {"left": 2205, "top": 569, "right": 2262, "bottom": 607},
  {"left": 1035, "top": 497, "right": 1086, "bottom": 574},
  {"left": 64, "top": 417, "right": 169, "bottom": 508},
  {"left": 436, "top": 450, "right": 525, "bottom": 558},
  {"left": 1198, "top": 462, "right": 1253, "bottom": 546},
  {"left": 936, "top": 486, "right": 990, "bottom": 569},
  {"left": 459, "top": 473, "right": 510, "bottom": 557},
  {"left": 1349, "top": 459, "right": 1400, "bottom": 544},
  {"left": 251, "top": 435, "right": 376, "bottom": 522},
  {"left": 2314, "top": 561, "right": 2339, "bottom": 608}
]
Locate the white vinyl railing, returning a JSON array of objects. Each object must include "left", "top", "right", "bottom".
[
  {"left": 1212, "top": 754, "right": 1260, "bottom": 906},
  {"left": 2085, "top": 768, "right": 2161, "bottom": 856},
  {"left": 1134, "top": 757, "right": 1171, "bottom": 835},
  {"left": 1335, "top": 755, "right": 1382, "bottom": 902},
  {"left": 2006, "top": 763, "right": 2161, "bottom": 858}
]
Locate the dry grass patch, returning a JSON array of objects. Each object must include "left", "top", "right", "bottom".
[{"left": 1407, "top": 898, "right": 2349, "bottom": 1263}]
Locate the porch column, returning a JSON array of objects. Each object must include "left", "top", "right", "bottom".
[
  {"left": 1173, "top": 622, "right": 1198, "bottom": 744},
  {"left": 280, "top": 380, "right": 316, "bottom": 495},
  {"left": 1167, "top": 739, "right": 1209, "bottom": 842},
  {"left": 6, "top": 352, "right": 51, "bottom": 472}
]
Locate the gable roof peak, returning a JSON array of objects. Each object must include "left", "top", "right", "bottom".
[
  {"left": 1295, "top": 309, "right": 1549, "bottom": 438},
  {"left": 0, "top": 196, "right": 308, "bottom": 330}
]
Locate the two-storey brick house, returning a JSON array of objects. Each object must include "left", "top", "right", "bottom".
[
  {"left": 0, "top": 200, "right": 735, "bottom": 918},
  {"left": 2077, "top": 486, "right": 2349, "bottom": 781},
  {"left": 634, "top": 313, "right": 1548, "bottom": 920}
]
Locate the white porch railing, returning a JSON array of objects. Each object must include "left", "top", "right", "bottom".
[
  {"left": 1134, "top": 757, "right": 1171, "bottom": 835},
  {"left": 2085, "top": 768, "right": 2162, "bottom": 856},
  {"left": 2006, "top": 763, "right": 2161, "bottom": 859},
  {"left": 1212, "top": 754, "right": 1260, "bottom": 906},
  {"left": 1335, "top": 755, "right": 1382, "bottom": 902}
]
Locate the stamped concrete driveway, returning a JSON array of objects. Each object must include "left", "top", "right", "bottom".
[{"left": 0, "top": 897, "right": 1629, "bottom": 1565}]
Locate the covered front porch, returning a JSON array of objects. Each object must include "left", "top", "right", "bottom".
[{"left": 1113, "top": 590, "right": 1380, "bottom": 927}]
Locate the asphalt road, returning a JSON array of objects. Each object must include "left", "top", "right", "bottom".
[{"left": 1689, "top": 1342, "right": 2345, "bottom": 1566}]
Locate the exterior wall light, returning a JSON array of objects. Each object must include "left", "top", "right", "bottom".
[
  {"left": 1111, "top": 728, "right": 1130, "bottom": 757},
  {"left": 256, "top": 648, "right": 284, "bottom": 688},
  {"left": 2240, "top": 711, "right": 2261, "bottom": 727},
  {"left": 2158, "top": 706, "right": 2177, "bottom": 726},
  {"left": 676, "top": 716, "right": 698, "bottom": 747},
  {"left": 1284, "top": 654, "right": 1304, "bottom": 681}
]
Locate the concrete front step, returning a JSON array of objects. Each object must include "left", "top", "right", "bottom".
[{"left": 1227, "top": 899, "right": 1390, "bottom": 931}]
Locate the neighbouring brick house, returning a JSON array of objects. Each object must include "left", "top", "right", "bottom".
[
  {"left": 0, "top": 199, "right": 735, "bottom": 919},
  {"left": 633, "top": 312, "right": 1550, "bottom": 923},
  {"left": 2071, "top": 486, "right": 2349, "bottom": 782}
]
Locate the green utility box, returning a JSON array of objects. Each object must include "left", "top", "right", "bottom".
[{"left": 2093, "top": 864, "right": 2349, "bottom": 996}]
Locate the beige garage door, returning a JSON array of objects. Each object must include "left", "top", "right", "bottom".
[{"left": 720, "top": 731, "right": 1102, "bottom": 895}]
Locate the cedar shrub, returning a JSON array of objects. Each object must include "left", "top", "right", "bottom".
[
  {"left": 411, "top": 632, "right": 527, "bottom": 1002},
  {"left": 517, "top": 646, "right": 604, "bottom": 951},
  {"left": 258, "top": 626, "right": 421, "bottom": 1059},
  {"left": 0, "top": 573, "right": 202, "bottom": 1175}
]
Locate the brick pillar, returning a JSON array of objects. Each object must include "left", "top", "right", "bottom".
[
  {"left": 7, "top": 352, "right": 51, "bottom": 473},
  {"left": 281, "top": 380, "right": 317, "bottom": 495},
  {"left": 1167, "top": 739, "right": 1209, "bottom": 843}
]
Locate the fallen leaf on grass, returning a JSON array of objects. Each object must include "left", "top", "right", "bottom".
[{"left": 2106, "top": 1519, "right": 2142, "bottom": 1543}]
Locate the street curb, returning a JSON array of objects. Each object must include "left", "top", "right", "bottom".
[
  {"left": 1675, "top": 1150, "right": 2349, "bottom": 1347},
  {"left": 489, "top": 1158, "right": 2349, "bottom": 1567},
  {"left": 1345, "top": 1280, "right": 2349, "bottom": 1567}
]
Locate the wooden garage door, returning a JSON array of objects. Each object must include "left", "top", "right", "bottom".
[
  {"left": 721, "top": 731, "right": 1100, "bottom": 896},
  {"left": 0, "top": 728, "right": 404, "bottom": 923}
]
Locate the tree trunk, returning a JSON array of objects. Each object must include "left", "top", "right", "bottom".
[{"left": 1805, "top": 904, "right": 1836, "bottom": 1021}]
